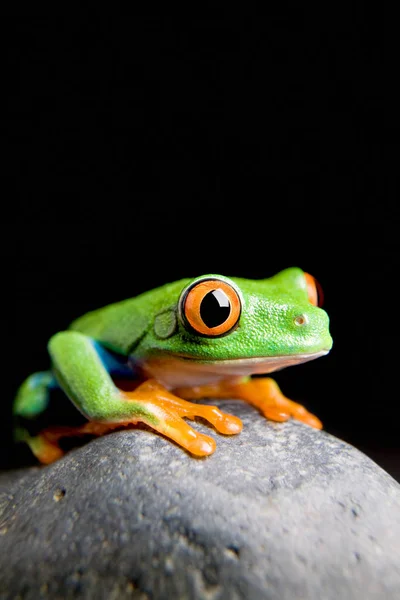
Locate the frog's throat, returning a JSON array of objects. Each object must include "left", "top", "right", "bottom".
[{"left": 137, "top": 351, "right": 329, "bottom": 389}]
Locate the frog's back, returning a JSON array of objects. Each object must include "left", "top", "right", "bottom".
[{"left": 69, "top": 278, "right": 191, "bottom": 355}]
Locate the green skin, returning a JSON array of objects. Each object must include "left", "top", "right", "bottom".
[{"left": 13, "top": 268, "right": 332, "bottom": 435}]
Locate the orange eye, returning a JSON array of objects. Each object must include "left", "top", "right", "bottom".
[
  {"left": 304, "top": 272, "right": 324, "bottom": 307},
  {"left": 180, "top": 278, "right": 242, "bottom": 337}
]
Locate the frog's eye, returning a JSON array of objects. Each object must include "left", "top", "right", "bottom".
[
  {"left": 180, "top": 278, "right": 242, "bottom": 337},
  {"left": 304, "top": 272, "right": 324, "bottom": 307}
]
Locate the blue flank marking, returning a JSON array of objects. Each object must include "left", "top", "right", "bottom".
[
  {"left": 29, "top": 371, "right": 59, "bottom": 390},
  {"left": 47, "top": 341, "right": 135, "bottom": 389},
  {"left": 94, "top": 342, "right": 135, "bottom": 379},
  {"left": 48, "top": 376, "right": 59, "bottom": 389}
]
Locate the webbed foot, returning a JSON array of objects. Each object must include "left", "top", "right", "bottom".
[
  {"left": 26, "top": 422, "right": 115, "bottom": 464},
  {"left": 122, "top": 379, "right": 243, "bottom": 456},
  {"left": 175, "top": 376, "right": 323, "bottom": 429}
]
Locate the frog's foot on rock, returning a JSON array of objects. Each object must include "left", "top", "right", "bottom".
[
  {"left": 175, "top": 376, "right": 323, "bottom": 429},
  {"left": 27, "top": 433, "right": 65, "bottom": 465},
  {"left": 26, "top": 422, "right": 118, "bottom": 465},
  {"left": 121, "top": 379, "right": 243, "bottom": 457}
]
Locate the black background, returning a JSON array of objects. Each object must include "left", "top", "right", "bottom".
[{"left": 2, "top": 15, "right": 399, "bottom": 480}]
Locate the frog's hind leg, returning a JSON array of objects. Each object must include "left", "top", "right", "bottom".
[
  {"left": 174, "top": 377, "right": 323, "bottom": 429},
  {"left": 24, "top": 421, "right": 118, "bottom": 465},
  {"left": 13, "top": 370, "right": 61, "bottom": 462},
  {"left": 23, "top": 430, "right": 65, "bottom": 465},
  {"left": 13, "top": 371, "right": 57, "bottom": 420}
]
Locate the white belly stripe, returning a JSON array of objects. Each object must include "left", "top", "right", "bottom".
[{"left": 137, "top": 351, "right": 329, "bottom": 389}]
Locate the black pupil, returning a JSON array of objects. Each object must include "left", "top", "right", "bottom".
[{"left": 200, "top": 289, "right": 231, "bottom": 328}]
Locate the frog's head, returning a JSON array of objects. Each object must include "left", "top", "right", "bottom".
[{"left": 135, "top": 268, "right": 333, "bottom": 384}]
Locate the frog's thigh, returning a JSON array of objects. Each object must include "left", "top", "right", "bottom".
[{"left": 13, "top": 371, "right": 57, "bottom": 419}]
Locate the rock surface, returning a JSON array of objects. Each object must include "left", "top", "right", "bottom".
[{"left": 1, "top": 400, "right": 400, "bottom": 600}]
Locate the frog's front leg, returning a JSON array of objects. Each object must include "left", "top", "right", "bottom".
[
  {"left": 31, "top": 332, "right": 242, "bottom": 463},
  {"left": 174, "top": 377, "right": 323, "bottom": 429}
]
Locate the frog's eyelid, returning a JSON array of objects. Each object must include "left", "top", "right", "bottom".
[
  {"left": 178, "top": 278, "right": 242, "bottom": 338},
  {"left": 304, "top": 273, "right": 324, "bottom": 307}
]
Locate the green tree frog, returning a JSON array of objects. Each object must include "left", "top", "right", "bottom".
[{"left": 13, "top": 268, "right": 332, "bottom": 464}]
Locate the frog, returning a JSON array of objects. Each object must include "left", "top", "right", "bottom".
[{"left": 13, "top": 267, "right": 333, "bottom": 464}]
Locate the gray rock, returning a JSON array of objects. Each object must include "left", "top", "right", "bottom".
[{"left": 1, "top": 400, "right": 400, "bottom": 600}]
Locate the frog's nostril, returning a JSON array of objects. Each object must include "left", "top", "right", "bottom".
[{"left": 294, "top": 314, "right": 308, "bottom": 326}]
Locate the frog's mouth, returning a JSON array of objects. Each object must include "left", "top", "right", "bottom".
[
  {"left": 139, "top": 350, "right": 330, "bottom": 389},
  {"left": 179, "top": 350, "right": 329, "bottom": 369}
]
